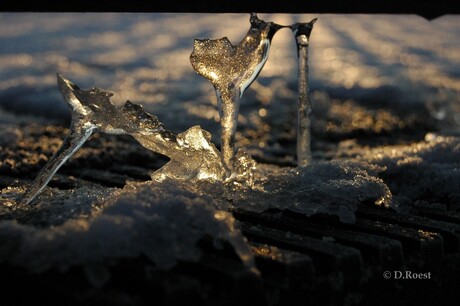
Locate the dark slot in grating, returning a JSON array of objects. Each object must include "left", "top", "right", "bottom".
[
  {"left": 239, "top": 221, "right": 364, "bottom": 285},
  {"left": 232, "top": 207, "right": 404, "bottom": 267},
  {"left": 415, "top": 207, "right": 460, "bottom": 225},
  {"left": 356, "top": 205, "right": 460, "bottom": 253}
]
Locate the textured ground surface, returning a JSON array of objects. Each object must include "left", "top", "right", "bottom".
[{"left": 0, "top": 13, "right": 459, "bottom": 305}]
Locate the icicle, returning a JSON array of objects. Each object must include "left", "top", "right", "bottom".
[{"left": 290, "top": 19, "right": 317, "bottom": 167}]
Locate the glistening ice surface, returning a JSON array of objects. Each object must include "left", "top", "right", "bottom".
[
  {"left": 190, "top": 13, "right": 282, "bottom": 168},
  {"left": 0, "top": 13, "right": 459, "bottom": 277},
  {"left": 20, "top": 74, "right": 233, "bottom": 205}
]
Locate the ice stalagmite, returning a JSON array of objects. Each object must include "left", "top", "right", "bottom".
[
  {"left": 21, "top": 74, "right": 230, "bottom": 205},
  {"left": 291, "top": 19, "right": 317, "bottom": 167},
  {"left": 190, "top": 13, "right": 283, "bottom": 170}
]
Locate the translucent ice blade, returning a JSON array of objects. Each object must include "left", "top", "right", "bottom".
[
  {"left": 291, "top": 19, "right": 317, "bottom": 167},
  {"left": 21, "top": 76, "right": 97, "bottom": 205},
  {"left": 20, "top": 75, "right": 100, "bottom": 205},
  {"left": 190, "top": 13, "right": 283, "bottom": 168},
  {"left": 20, "top": 124, "right": 96, "bottom": 205},
  {"left": 238, "top": 13, "right": 284, "bottom": 97}
]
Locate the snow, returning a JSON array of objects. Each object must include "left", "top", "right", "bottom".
[
  {"left": 337, "top": 134, "right": 460, "bottom": 212},
  {"left": 0, "top": 181, "right": 255, "bottom": 282}
]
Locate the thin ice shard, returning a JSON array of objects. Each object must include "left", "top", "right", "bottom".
[
  {"left": 290, "top": 19, "right": 317, "bottom": 167},
  {"left": 20, "top": 76, "right": 99, "bottom": 206},
  {"left": 21, "top": 74, "right": 230, "bottom": 205},
  {"left": 190, "top": 13, "right": 283, "bottom": 169}
]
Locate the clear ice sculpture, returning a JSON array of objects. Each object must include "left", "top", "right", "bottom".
[
  {"left": 190, "top": 13, "right": 283, "bottom": 170},
  {"left": 20, "top": 74, "right": 232, "bottom": 205},
  {"left": 191, "top": 13, "right": 317, "bottom": 168},
  {"left": 291, "top": 19, "right": 317, "bottom": 167},
  {"left": 21, "top": 14, "right": 317, "bottom": 205}
]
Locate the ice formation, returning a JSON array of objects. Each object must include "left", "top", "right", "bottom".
[
  {"left": 21, "top": 74, "right": 232, "bottom": 205},
  {"left": 191, "top": 14, "right": 319, "bottom": 168},
  {"left": 21, "top": 13, "right": 320, "bottom": 205},
  {"left": 201, "top": 161, "right": 392, "bottom": 224},
  {"left": 291, "top": 19, "right": 317, "bottom": 167},
  {"left": 190, "top": 13, "right": 283, "bottom": 169}
]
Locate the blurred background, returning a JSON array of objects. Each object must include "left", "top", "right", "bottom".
[{"left": 0, "top": 13, "right": 459, "bottom": 160}]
